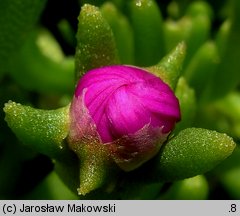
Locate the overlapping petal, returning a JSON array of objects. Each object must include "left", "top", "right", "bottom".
[{"left": 70, "top": 65, "right": 181, "bottom": 170}]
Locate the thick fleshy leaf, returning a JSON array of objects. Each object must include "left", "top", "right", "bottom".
[
  {"left": 8, "top": 29, "right": 75, "bottom": 94},
  {"left": 147, "top": 42, "right": 186, "bottom": 90},
  {"left": 221, "top": 167, "right": 240, "bottom": 199},
  {"left": 3, "top": 101, "right": 70, "bottom": 161},
  {"left": 101, "top": 2, "right": 134, "bottom": 64},
  {"left": 81, "top": 0, "right": 124, "bottom": 8},
  {"left": 184, "top": 41, "right": 219, "bottom": 99},
  {"left": 68, "top": 95, "right": 115, "bottom": 195},
  {"left": 167, "top": 0, "right": 213, "bottom": 19},
  {"left": 164, "top": 2, "right": 211, "bottom": 67},
  {"left": 57, "top": 19, "right": 76, "bottom": 48},
  {"left": 174, "top": 77, "right": 196, "bottom": 133},
  {"left": 155, "top": 128, "right": 236, "bottom": 181},
  {"left": 215, "top": 20, "right": 231, "bottom": 56},
  {"left": 128, "top": 0, "right": 165, "bottom": 66},
  {"left": 161, "top": 175, "right": 209, "bottom": 200},
  {"left": 185, "top": 15, "right": 210, "bottom": 64},
  {"left": 75, "top": 4, "right": 119, "bottom": 79},
  {"left": 206, "top": 0, "right": 240, "bottom": 99},
  {"left": 212, "top": 92, "right": 240, "bottom": 138},
  {"left": 0, "top": 0, "right": 47, "bottom": 76},
  {"left": 185, "top": 1, "right": 213, "bottom": 20}
]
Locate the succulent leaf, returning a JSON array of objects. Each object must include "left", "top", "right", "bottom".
[
  {"left": 4, "top": 101, "right": 70, "bottom": 160},
  {"left": 156, "top": 128, "right": 236, "bottom": 181},
  {"left": 147, "top": 42, "right": 186, "bottom": 90},
  {"left": 75, "top": 4, "right": 119, "bottom": 79}
]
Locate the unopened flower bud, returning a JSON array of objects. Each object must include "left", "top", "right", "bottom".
[{"left": 68, "top": 65, "right": 181, "bottom": 171}]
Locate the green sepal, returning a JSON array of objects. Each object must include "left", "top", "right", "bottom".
[
  {"left": 174, "top": 77, "right": 196, "bottom": 133},
  {"left": 75, "top": 4, "right": 119, "bottom": 80},
  {"left": 67, "top": 95, "right": 119, "bottom": 195},
  {"left": 161, "top": 175, "right": 209, "bottom": 200},
  {"left": 8, "top": 29, "right": 75, "bottom": 94},
  {"left": 155, "top": 128, "right": 236, "bottom": 181},
  {"left": 79, "top": 144, "right": 115, "bottom": 195},
  {"left": 147, "top": 42, "right": 186, "bottom": 90},
  {"left": 3, "top": 101, "right": 70, "bottom": 160},
  {"left": 0, "top": 0, "right": 47, "bottom": 76},
  {"left": 128, "top": 0, "right": 165, "bottom": 66},
  {"left": 69, "top": 139, "right": 117, "bottom": 196},
  {"left": 100, "top": 2, "right": 134, "bottom": 64}
]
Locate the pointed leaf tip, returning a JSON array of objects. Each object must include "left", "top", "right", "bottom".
[
  {"left": 156, "top": 128, "right": 236, "bottom": 181},
  {"left": 75, "top": 4, "right": 119, "bottom": 79},
  {"left": 147, "top": 42, "right": 186, "bottom": 89},
  {"left": 4, "top": 101, "right": 70, "bottom": 160},
  {"left": 76, "top": 142, "right": 113, "bottom": 196}
]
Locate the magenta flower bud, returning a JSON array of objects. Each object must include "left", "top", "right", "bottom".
[{"left": 69, "top": 65, "right": 181, "bottom": 171}]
